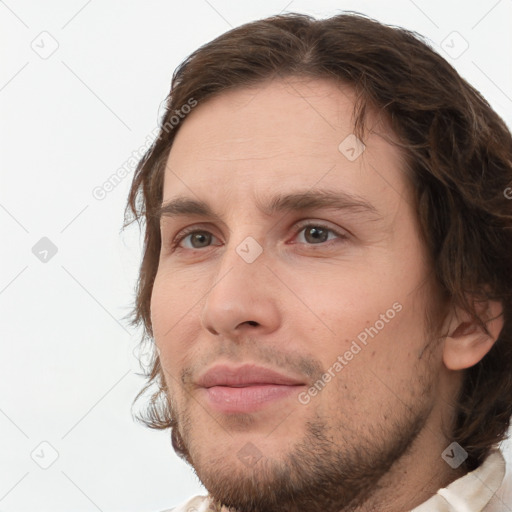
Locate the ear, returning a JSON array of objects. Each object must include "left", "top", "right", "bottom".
[{"left": 443, "top": 298, "right": 504, "bottom": 371}]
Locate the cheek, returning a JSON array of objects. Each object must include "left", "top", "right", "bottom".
[
  {"left": 338, "top": 298, "right": 436, "bottom": 406},
  {"left": 151, "top": 266, "right": 197, "bottom": 323},
  {"left": 150, "top": 271, "right": 200, "bottom": 361},
  {"left": 311, "top": 313, "right": 432, "bottom": 426},
  {"left": 282, "top": 266, "right": 396, "bottom": 339},
  {"left": 150, "top": 274, "right": 175, "bottom": 341},
  {"left": 288, "top": 267, "right": 429, "bottom": 379}
]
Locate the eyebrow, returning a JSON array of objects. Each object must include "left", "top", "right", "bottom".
[{"left": 155, "top": 189, "right": 381, "bottom": 223}]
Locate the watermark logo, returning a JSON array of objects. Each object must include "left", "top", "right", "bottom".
[
  {"left": 160, "top": 97, "right": 198, "bottom": 134},
  {"left": 31, "top": 31, "right": 59, "bottom": 60},
  {"left": 237, "top": 442, "right": 263, "bottom": 468},
  {"left": 236, "top": 236, "right": 263, "bottom": 263},
  {"left": 31, "top": 441, "right": 59, "bottom": 469},
  {"left": 441, "top": 31, "right": 469, "bottom": 60},
  {"left": 92, "top": 98, "right": 197, "bottom": 201},
  {"left": 442, "top": 442, "right": 468, "bottom": 469},
  {"left": 32, "top": 237, "right": 58, "bottom": 263},
  {"left": 92, "top": 142, "right": 152, "bottom": 201},
  {"left": 338, "top": 134, "right": 366, "bottom": 161}
]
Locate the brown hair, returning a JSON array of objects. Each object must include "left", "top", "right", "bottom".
[{"left": 123, "top": 11, "right": 512, "bottom": 471}]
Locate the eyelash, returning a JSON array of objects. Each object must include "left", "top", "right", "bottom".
[{"left": 168, "top": 221, "right": 348, "bottom": 251}]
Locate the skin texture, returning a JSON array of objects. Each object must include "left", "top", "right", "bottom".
[{"left": 150, "top": 77, "right": 504, "bottom": 512}]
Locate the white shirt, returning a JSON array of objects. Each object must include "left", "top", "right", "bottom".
[{"left": 162, "top": 448, "right": 511, "bottom": 512}]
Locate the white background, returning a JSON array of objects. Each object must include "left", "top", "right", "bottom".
[{"left": 1, "top": 1, "right": 512, "bottom": 511}]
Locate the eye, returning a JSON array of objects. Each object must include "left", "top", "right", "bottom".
[
  {"left": 169, "top": 221, "right": 348, "bottom": 252},
  {"left": 171, "top": 226, "right": 220, "bottom": 250},
  {"left": 292, "top": 222, "right": 348, "bottom": 246}
]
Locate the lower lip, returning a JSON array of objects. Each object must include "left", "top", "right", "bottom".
[{"left": 202, "top": 384, "right": 303, "bottom": 413}]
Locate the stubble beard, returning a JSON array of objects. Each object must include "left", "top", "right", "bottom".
[{"left": 167, "top": 376, "right": 435, "bottom": 512}]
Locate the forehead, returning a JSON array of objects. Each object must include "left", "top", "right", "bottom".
[{"left": 162, "top": 77, "right": 409, "bottom": 210}]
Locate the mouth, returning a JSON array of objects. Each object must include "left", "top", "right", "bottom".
[{"left": 196, "top": 363, "right": 306, "bottom": 414}]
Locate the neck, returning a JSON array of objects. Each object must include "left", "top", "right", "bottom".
[{"left": 353, "top": 406, "right": 468, "bottom": 510}]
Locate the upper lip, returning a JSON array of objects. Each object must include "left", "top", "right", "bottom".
[{"left": 196, "top": 364, "right": 306, "bottom": 388}]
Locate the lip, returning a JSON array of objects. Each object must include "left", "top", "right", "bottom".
[
  {"left": 197, "top": 364, "right": 305, "bottom": 388},
  {"left": 196, "top": 364, "right": 306, "bottom": 414}
]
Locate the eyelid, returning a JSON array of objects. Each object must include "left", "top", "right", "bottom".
[
  {"left": 290, "top": 219, "right": 349, "bottom": 241},
  {"left": 169, "top": 223, "right": 220, "bottom": 249},
  {"left": 168, "top": 219, "right": 349, "bottom": 251}
]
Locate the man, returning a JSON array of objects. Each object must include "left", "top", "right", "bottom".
[{"left": 124, "top": 11, "right": 512, "bottom": 512}]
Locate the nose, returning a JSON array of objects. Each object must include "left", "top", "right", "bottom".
[{"left": 200, "top": 238, "right": 281, "bottom": 339}]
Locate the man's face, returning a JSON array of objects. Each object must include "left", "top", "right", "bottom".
[{"left": 150, "top": 77, "right": 450, "bottom": 512}]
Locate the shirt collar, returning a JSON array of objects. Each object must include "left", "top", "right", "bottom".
[{"left": 412, "top": 448, "right": 506, "bottom": 512}]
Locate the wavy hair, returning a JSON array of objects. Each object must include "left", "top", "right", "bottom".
[{"left": 123, "top": 12, "right": 512, "bottom": 471}]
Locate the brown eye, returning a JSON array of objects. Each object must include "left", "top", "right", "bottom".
[
  {"left": 177, "top": 230, "right": 216, "bottom": 249},
  {"left": 188, "top": 232, "right": 212, "bottom": 248},
  {"left": 294, "top": 223, "right": 348, "bottom": 246},
  {"left": 302, "top": 226, "right": 330, "bottom": 244}
]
